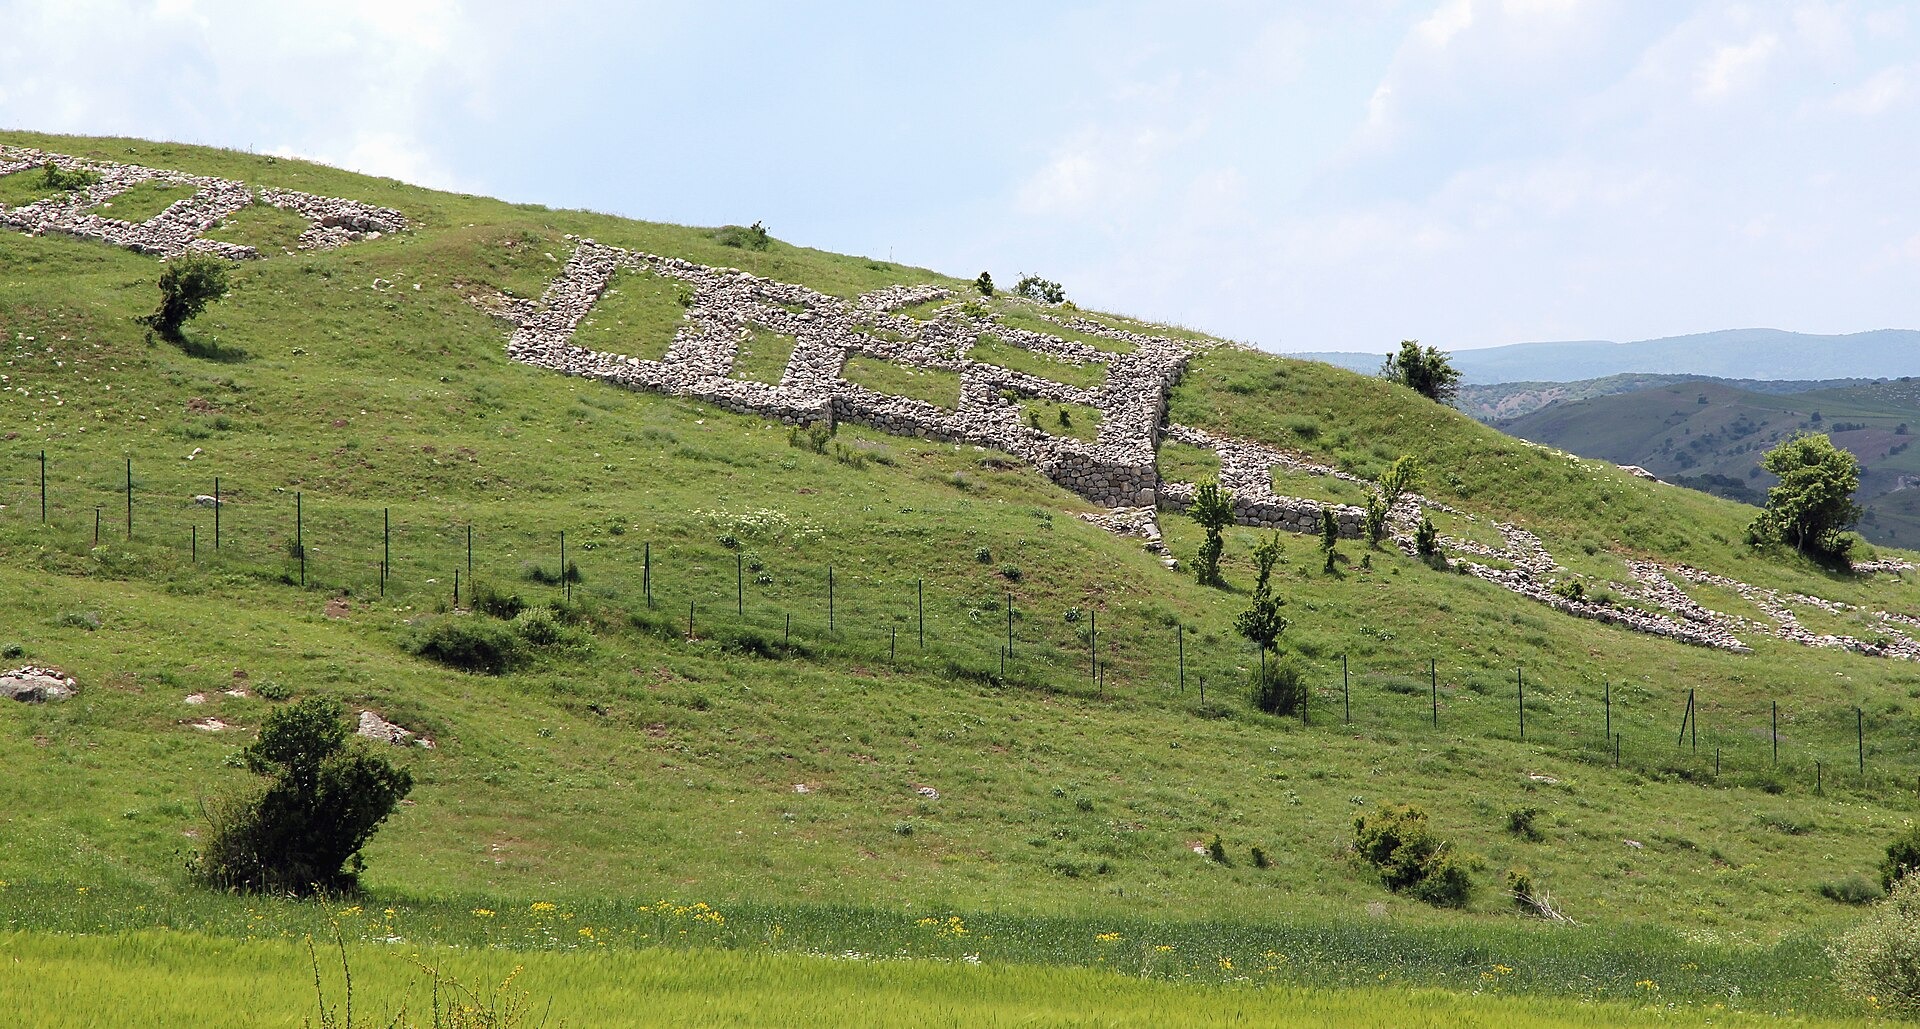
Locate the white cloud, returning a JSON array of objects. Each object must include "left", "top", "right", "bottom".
[
  {"left": 1693, "top": 32, "right": 1779, "bottom": 100},
  {"left": 1831, "top": 65, "right": 1912, "bottom": 116}
]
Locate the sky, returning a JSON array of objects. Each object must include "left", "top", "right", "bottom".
[{"left": 0, "top": 1, "right": 1915, "bottom": 354}]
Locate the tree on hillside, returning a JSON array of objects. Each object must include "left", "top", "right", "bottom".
[
  {"left": 1749, "top": 432, "right": 1861, "bottom": 561},
  {"left": 143, "top": 254, "right": 230, "bottom": 343},
  {"left": 1189, "top": 480, "right": 1235, "bottom": 587},
  {"left": 1380, "top": 340, "right": 1461, "bottom": 405},
  {"left": 195, "top": 697, "right": 413, "bottom": 895},
  {"left": 1238, "top": 534, "right": 1302, "bottom": 716},
  {"left": 1014, "top": 274, "right": 1066, "bottom": 304},
  {"left": 974, "top": 271, "right": 995, "bottom": 297},
  {"left": 1366, "top": 455, "right": 1421, "bottom": 545}
]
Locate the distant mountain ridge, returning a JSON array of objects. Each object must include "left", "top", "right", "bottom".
[
  {"left": 1286, "top": 328, "right": 1920, "bottom": 384},
  {"left": 1459, "top": 373, "right": 1878, "bottom": 423}
]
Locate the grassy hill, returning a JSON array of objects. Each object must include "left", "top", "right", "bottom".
[
  {"left": 3, "top": 130, "right": 1920, "bottom": 1024},
  {"left": 1501, "top": 379, "right": 1920, "bottom": 545}
]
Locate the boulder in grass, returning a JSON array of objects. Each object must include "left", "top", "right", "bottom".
[
  {"left": 1, "top": 666, "right": 77, "bottom": 702},
  {"left": 357, "top": 709, "right": 434, "bottom": 749}
]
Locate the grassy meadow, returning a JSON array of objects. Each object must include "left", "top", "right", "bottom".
[{"left": 2, "top": 130, "right": 1919, "bottom": 1022}]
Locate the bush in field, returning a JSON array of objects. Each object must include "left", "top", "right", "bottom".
[
  {"left": 1882, "top": 823, "right": 1920, "bottom": 891},
  {"left": 1319, "top": 508, "right": 1339, "bottom": 573},
  {"left": 39, "top": 161, "right": 99, "bottom": 190},
  {"left": 194, "top": 697, "right": 412, "bottom": 896},
  {"left": 1014, "top": 274, "right": 1066, "bottom": 304},
  {"left": 410, "top": 616, "right": 525, "bottom": 675},
  {"left": 1352, "top": 803, "right": 1473, "bottom": 908},
  {"left": 143, "top": 254, "right": 231, "bottom": 342},
  {"left": 1380, "top": 339, "right": 1461, "bottom": 405},
  {"left": 1189, "top": 480, "right": 1234, "bottom": 587},
  {"left": 1415, "top": 516, "right": 1441, "bottom": 558},
  {"left": 1833, "top": 872, "right": 1920, "bottom": 1013},
  {"left": 714, "top": 221, "right": 771, "bottom": 250},
  {"left": 974, "top": 271, "right": 995, "bottom": 296}
]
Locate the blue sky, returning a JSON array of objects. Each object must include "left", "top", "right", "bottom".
[{"left": 1, "top": 1, "right": 1915, "bottom": 353}]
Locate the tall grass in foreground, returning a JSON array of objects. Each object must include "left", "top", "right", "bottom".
[
  {"left": 0, "top": 930, "right": 1870, "bottom": 1028},
  {"left": 0, "top": 882, "right": 1846, "bottom": 1016}
]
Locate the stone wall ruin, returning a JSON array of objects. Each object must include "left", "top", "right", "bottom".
[
  {"left": 497, "top": 237, "right": 1920, "bottom": 666},
  {"left": 0, "top": 145, "right": 406, "bottom": 260}
]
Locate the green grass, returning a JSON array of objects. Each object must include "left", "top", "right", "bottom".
[
  {"left": 6, "top": 129, "right": 1920, "bottom": 1021},
  {"left": 1154, "top": 440, "right": 1221, "bottom": 487},
  {"left": 1017, "top": 400, "right": 1102, "bottom": 443},
  {"left": 995, "top": 305, "right": 1136, "bottom": 354},
  {"left": 1, "top": 931, "right": 1863, "bottom": 1028},
  {"left": 571, "top": 266, "right": 687, "bottom": 361},
  {"left": 971, "top": 334, "right": 1107, "bottom": 389},
  {"left": 733, "top": 328, "right": 796, "bottom": 384},
  {"left": 0, "top": 168, "right": 65, "bottom": 209},
  {"left": 203, "top": 201, "right": 316, "bottom": 254},
  {"left": 1271, "top": 466, "right": 1371, "bottom": 507},
  {"left": 99, "top": 181, "right": 194, "bottom": 223},
  {"left": 842, "top": 355, "right": 961, "bottom": 407}
]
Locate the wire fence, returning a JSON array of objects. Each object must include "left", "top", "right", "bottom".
[{"left": 6, "top": 447, "right": 1918, "bottom": 803}]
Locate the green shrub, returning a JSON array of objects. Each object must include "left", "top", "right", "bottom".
[
  {"left": 714, "top": 221, "right": 771, "bottom": 250},
  {"left": 974, "top": 271, "right": 994, "bottom": 296},
  {"left": 468, "top": 581, "right": 527, "bottom": 620},
  {"left": 1189, "top": 480, "right": 1234, "bottom": 587},
  {"left": 1000, "top": 564, "right": 1022, "bottom": 581},
  {"left": 193, "top": 697, "right": 412, "bottom": 896},
  {"left": 143, "top": 254, "right": 231, "bottom": 342},
  {"left": 1833, "top": 872, "right": 1920, "bottom": 1012},
  {"left": 511, "top": 606, "right": 563, "bottom": 646},
  {"left": 1013, "top": 275, "right": 1065, "bottom": 304},
  {"left": 974, "top": 546, "right": 993, "bottom": 563},
  {"left": 789, "top": 422, "right": 834, "bottom": 454},
  {"left": 1414, "top": 516, "right": 1440, "bottom": 557},
  {"left": 1506, "top": 806, "right": 1543, "bottom": 841},
  {"left": 1206, "top": 835, "right": 1228, "bottom": 864},
  {"left": 0, "top": 642, "right": 23, "bottom": 659},
  {"left": 522, "top": 561, "right": 582, "bottom": 586},
  {"left": 254, "top": 680, "right": 292, "bottom": 702},
  {"left": 1251, "top": 845, "right": 1271, "bottom": 869},
  {"left": 39, "top": 161, "right": 99, "bottom": 190},
  {"left": 1249, "top": 659, "right": 1306, "bottom": 717},
  {"left": 1506, "top": 866, "right": 1536, "bottom": 910},
  {"left": 1823, "top": 876, "right": 1884, "bottom": 905},
  {"left": 409, "top": 617, "right": 525, "bottom": 675},
  {"left": 57, "top": 609, "right": 102, "bottom": 631},
  {"left": 1352, "top": 803, "right": 1473, "bottom": 908},
  {"left": 1883, "top": 823, "right": 1920, "bottom": 890}
]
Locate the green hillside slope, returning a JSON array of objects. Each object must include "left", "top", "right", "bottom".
[
  {"left": 1501, "top": 379, "right": 1920, "bottom": 544},
  {"left": 2, "top": 131, "right": 1918, "bottom": 1022}
]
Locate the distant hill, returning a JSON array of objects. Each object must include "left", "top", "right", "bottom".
[
  {"left": 1459, "top": 374, "right": 1876, "bottom": 423},
  {"left": 1500, "top": 378, "right": 1920, "bottom": 545},
  {"left": 1288, "top": 328, "right": 1920, "bottom": 385}
]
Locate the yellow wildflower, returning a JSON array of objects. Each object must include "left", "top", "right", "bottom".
[{"left": 472, "top": 908, "right": 496, "bottom": 918}]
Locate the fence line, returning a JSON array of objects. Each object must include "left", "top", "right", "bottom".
[{"left": 3, "top": 448, "right": 1912, "bottom": 801}]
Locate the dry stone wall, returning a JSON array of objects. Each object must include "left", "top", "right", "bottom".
[
  {"left": 503, "top": 237, "right": 1187, "bottom": 507},
  {"left": 498, "top": 239, "right": 1920, "bottom": 666},
  {"left": 0, "top": 145, "right": 405, "bottom": 260}
]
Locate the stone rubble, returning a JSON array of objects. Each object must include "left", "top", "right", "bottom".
[
  {"left": 1, "top": 666, "right": 77, "bottom": 702},
  {"left": 357, "top": 709, "right": 435, "bottom": 749},
  {"left": 0, "top": 145, "right": 406, "bottom": 260},
  {"left": 495, "top": 241, "right": 1920, "bottom": 667}
]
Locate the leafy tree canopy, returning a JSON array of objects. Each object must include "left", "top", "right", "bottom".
[{"left": 1380, "top": 339, "right": 1461, "bottom": 405}]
